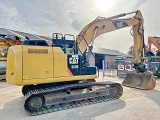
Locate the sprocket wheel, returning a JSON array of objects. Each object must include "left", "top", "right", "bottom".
[{"left": 24, "top": 94, "right": 45, "bottom": 111}]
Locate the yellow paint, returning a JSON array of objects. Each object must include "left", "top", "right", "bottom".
[
  {"left": 6, "top": 45, "right": 22, "bottom": 85},
  {"left": 22, "top": 74, "right": 97, "bottom": 86},
  {"left": 6, "top": 45, "right": 98, "bottom": 86},
  {"left": 23, "top": 76, "right": 29, "bottom": 79},
  {"left": 22, "top": 46, "right": 54, "bottom": 79},
  {"left": 53, "top": 47, "right": 70, "bottom": 77}
]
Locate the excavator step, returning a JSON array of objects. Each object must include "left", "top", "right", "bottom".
[{"left": 24, "top": 81, "right": 123, "bottom": 116}]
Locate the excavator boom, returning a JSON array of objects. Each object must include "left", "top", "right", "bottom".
[
  {"left": 77, "top": 10, "right": 142, "bottom": 59},
  {"left": 75, "top": 10, "right": 156, "bottom": 90}
]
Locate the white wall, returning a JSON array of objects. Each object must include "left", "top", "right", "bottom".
[{"left": 89, "top": 53, "right": 95, "bottom": 66}]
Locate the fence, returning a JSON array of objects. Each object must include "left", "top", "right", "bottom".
[
  {"left": 102, "top": 60, "right": 134, "bottom": 78},
  {"left": 102, "top": 59, "right": 160, "bottom": 78}
]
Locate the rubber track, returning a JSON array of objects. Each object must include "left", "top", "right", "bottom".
[{"left": 24, "top": 81, "right": 123, "bottom": 116}]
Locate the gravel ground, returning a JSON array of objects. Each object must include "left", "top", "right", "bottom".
[{"left": 0, "top": 72, "right": 160, "bottom": 120}]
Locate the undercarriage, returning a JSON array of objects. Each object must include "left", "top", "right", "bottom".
[{"left": 22, "top": 80, "right": 123, "bottom": 116}]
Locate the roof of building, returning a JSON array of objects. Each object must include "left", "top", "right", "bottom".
[
  {"left": 92, "top": 47, "right": 133, "bottom": 57},
  {"left": 0, "top": 28, "right": 51, "bottom": 43}
]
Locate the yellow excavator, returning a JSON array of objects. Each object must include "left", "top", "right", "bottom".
[
  {"left": 6, "top": 10, "right": 155, "bottom": 115},
  {"left": 0, "top": 34, "right": 22, "bottom": 80}
]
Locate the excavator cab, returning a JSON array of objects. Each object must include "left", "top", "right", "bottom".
[
  {"left": 52, "top": 33, "right": 97, "bottom": 75},
  {"left": 52, "top": 33, "right": 75, "bottom": 54}
]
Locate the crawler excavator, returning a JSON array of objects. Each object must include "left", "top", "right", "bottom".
[
  {"left": 6, "top": 10, "right": 155, "bottom": 116},
  {"left": 0, "top": 34, "right": 22, "bottom": 80},
  {"left": 145, "top": 36, "right": 160, "bottom": 78}
]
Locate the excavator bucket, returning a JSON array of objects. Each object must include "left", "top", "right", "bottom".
[{"left": 122, "top": 71, "right": 156, "bottom": 90}]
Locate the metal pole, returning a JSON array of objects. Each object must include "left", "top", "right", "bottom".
[
  {"left": 102, "top": 60, "right": 105, "bottom": 81},
  {"left": 104, "top": 11, "right": 137, "bottom": 20},
  {"left": 86, "top": 27, "right": 98, "bottom": 66}
]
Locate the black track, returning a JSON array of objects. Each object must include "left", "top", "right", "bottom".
[{"left": 24, "top": 81, "right": 123, "bottom": 116}]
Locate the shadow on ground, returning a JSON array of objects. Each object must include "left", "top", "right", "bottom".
[
  {"left": 103, "top": 75, "right": 160, "bottom": 107},
  {"left": 143, "top": 86, "right": 160, "bottom": 106},
  {"left": 0, "top": 96, "right": 126, "bottom": 120},
  {"left": 0, "top": 97, "right": 30, "bottom": 120},
  {"left": 41, "top": 99, "right": 126, "bottom": 120}
]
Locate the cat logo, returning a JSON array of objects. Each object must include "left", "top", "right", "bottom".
[
  {"left": 69, "top": 55, "right": 79, "bottom": 64},
  {"left": 112, "top": 21, "right": 128, "bottom": 29}
]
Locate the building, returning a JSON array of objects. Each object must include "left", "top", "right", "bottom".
[
  {"left": 0, "top": 28, "right": 51, "bottom": 43},
  {"left": 88, "top": 47, "right": 133, "bottom": 69}
]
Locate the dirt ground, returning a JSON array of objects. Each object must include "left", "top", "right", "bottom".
[{"left": 0, "top": 73, "right": 160, "bottom": 120}]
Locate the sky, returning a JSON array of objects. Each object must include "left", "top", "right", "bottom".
[{"left": 0, "top": 0, "right": 159, "bottom": 53}]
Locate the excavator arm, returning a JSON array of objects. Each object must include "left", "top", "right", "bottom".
[
  {"left": 76, "top": 10, "right": 155, "bottom": 90},
  {"left": 77, "top": 10, "right": 144, "bottom": 64},
  {"left": 147, "top": 36, "right": 160, "bottom": 51}
]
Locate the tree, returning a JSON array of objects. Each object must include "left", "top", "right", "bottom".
[{"left": 127, "top": 46, "right": 134, "bottom": 56}]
